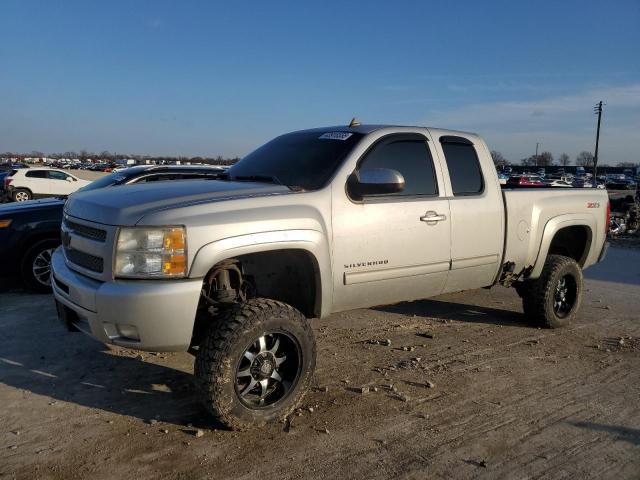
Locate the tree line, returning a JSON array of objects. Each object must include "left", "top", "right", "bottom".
[
  {"left": 490, "top": 150, "right": 638, "bottom": 169},
  {"left": 0, "top": 150, "right": 241, "bottom": 166}
]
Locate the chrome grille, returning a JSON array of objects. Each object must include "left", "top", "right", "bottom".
[
  {"left": 64, "top": 247, "right": 104, "bottom": 273},
  {"left": 64, "top": 219, "right": 107, "bottom": 242}
]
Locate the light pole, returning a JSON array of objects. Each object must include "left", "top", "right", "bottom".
[
  {"left": 593, "top": 101, "right": 603, "bottom": 182},
  {"left": 535, "top": 142, "right": 541, "bottom": 167}
]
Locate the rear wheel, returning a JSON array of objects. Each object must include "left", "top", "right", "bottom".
[
  {"left": 195, "top": 298, "right": 316, "bottom": 430},
  {"left": 20, "top": 239, "right": 59, "bottom": 292},
  {"left": 12, "top": 189, "right": 31, "bottom": 202},
  {"left": 521, "top": 255, "right": 583, "bottom": 328}
]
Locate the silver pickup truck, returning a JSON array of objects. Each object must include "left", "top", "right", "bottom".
[{"left": 52, "top": 124, "right": 609, "bottom": 429}]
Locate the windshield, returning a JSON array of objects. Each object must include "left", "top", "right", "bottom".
[{"left": 228, "top": 131, "right": 364, "bottom": 190}]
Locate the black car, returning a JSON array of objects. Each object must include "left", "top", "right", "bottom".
[{"left": 0, "top": 165, "right": 225, "bottom": 292}]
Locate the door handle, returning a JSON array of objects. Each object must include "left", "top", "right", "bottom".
[{"left": 420, "top": 211, "right": 447, "bottom": 224}]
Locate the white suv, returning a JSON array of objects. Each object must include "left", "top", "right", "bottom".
[{"left": 4, "top": 168, "right": 91, "bottom": 202}]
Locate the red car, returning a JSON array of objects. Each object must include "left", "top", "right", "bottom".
[{"left": 506, "top": 175, "right": 544, "bottom": 187}]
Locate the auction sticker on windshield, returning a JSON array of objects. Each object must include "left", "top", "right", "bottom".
[{"left": 319, "top": 132, "right": 353, "bottom": 141}]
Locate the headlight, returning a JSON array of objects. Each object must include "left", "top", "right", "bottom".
[{"left": 114, "top": 227, "right": 187, "bottom": 278}]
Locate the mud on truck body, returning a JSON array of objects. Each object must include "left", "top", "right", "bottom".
[{"left": 52, "top": 124, "right": 609, "bottom": 429}]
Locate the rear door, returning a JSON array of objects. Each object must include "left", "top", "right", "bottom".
[
  {"left": 23, "top": 170, "right": 51, "bottom": 196},
  {"left": 431, "top": 134, "right": 505, "bottom": 292},
  {"left": 331, "top": 132, "right": 451, "bottom": 312},
  {"left": 47, "top": 170, "right": 75, "bottom": 195}
]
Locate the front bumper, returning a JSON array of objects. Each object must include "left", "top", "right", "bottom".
[{"left": 51, "top": 248, "right": 203, "bottom": 351}]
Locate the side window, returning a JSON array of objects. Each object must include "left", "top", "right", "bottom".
[
  {"left": 358, "top": 137, "right": 438, "bottom": 197},
  {"left": 48, "top": 171, "right": 68, "bottom": 181},
  {"left": 26, "top": 170, "right": 48, "bottom": 179},
  {"left": 440, "top": 139, "right": 484, "bottom": 196}
]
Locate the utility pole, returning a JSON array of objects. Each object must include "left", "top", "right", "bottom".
[
  {"left": 593, "top": 101, "right": 603, "bottom": 181},
  {"left": 535, "top": 142, "right": 540, "bottom": 167}
]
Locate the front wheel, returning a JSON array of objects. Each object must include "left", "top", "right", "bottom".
[
  {"left": 522, "top": 255, "right": 583, "bottom": 328},
  {"left": 195, "top": 298, "right": 316, "bottom": 430}
]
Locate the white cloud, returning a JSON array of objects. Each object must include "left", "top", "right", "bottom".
[{"left": 422, "top": 84, "right": 640, "bottom": 164}]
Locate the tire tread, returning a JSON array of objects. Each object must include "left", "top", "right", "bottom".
[
  {"left": 194, "top": 298, "right": 315, "bottom": 430},
  {"left": 521, "top": 254, "right": 582, "bottom": 328}
]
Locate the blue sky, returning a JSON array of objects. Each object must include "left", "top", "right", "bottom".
[{"left": 1, "top": 0, "right": 639, "bottom": 164}]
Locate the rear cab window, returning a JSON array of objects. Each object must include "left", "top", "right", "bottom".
[{"left": 439, "top": 136, "right": 484, "bottom": 196}]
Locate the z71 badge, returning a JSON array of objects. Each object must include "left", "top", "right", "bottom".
[{"left": 587, "top": 202, "right": 600, "bottom": 208}]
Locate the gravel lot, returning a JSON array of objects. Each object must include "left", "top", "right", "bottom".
[{"left": 1, "top": 248, "right": 639, "bottom": 480}]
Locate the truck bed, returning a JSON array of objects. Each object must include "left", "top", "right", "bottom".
[{"left": 501, "top": 187, "right": 608, "bottom": 281}]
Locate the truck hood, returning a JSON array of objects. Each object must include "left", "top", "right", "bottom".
[{"left": 64, "top": 180, "right": 291, "bottom": 225}]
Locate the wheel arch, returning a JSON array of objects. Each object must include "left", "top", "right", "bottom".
[
  {"left": 529, "top": 215, "right": 594, "bottom": 279},
  {"left": 189, "top": 230, "right": 331, "bottom": 318},
  {"left": 18, "top": 230, "right": 61, "bottom": 260},
  {"left": 12, "top": 186, "right": 33, "bottom": 200}
]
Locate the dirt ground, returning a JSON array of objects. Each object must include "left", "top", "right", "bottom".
[{"left": 1, "top": 247, "right": 639, "bottom": 480}]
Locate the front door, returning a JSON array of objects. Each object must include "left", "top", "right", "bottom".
[
  {"left": 331, "top": 133, "right": 451, "bottom": 312},
  {"left": 48, "top": 170, "right": 75, "bottom": 195}
]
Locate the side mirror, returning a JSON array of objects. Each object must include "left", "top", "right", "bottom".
[{"left": 347, "top": 168, "right": 405, "bottom": 200}]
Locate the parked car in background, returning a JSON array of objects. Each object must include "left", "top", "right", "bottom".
[
  {"left": 606, "top": 176, "right": 637, "bottom": 190},
  {"left": 0, "top": 165, "right": 225, "bottom": 291},
  {"left": 573, "top": 177, "right": 606, "bottom": 189},
  {"left": 0, "top": 172, "right": 11, "bottom": 202},
  {"left": 1, "top": 163, "right": 29, "bottom": 171},
  {"left": 506, "top": 174, "right": 544, "bottom": 187},
  {"left": 4, "top": 168, "right": 91, "bottom": 202},
  {"left": 497, "top": 172, "right": 509, "bottom": 185},
  {"left": 545, "top": 179, "right": 573, "bottom": 187}
]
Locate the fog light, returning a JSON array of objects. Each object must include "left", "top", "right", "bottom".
[{"left": 116, "top": 324, "right": 140, "bottom": 341}]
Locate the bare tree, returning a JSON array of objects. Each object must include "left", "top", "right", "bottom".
[
  {"left": 616, "top": 161, "right": 639, "bottom": 168},
  {"left": 537, "top": 151, "right": 554, "bottom": 166},
  {"left": 576, "top": 151, "right": 595, "bottom": 167},
  {"left": 558, "top": 153, "right": 570, "bottom": 167},
  {"left": 490, "top": 150, "right": 507, "bottom": 167},
  {"left": 520, "top": 156, "right": 536, "bottom": 166}
]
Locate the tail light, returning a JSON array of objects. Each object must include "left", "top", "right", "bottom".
[
  {"left": 3, "top": 177, "right": 12, "bottom": 187},
  {"left": 605, "top": 200, "right": 611, "bottom": 235}
]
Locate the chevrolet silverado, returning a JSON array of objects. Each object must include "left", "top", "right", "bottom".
[{"left": 51, "top": 124, "right": 609, "bottom": 429}]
